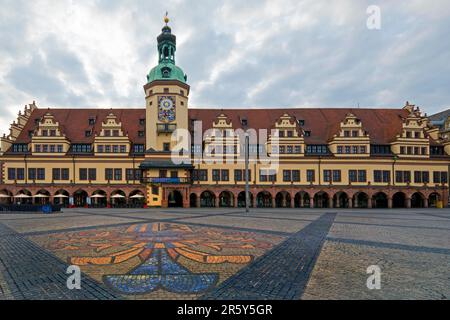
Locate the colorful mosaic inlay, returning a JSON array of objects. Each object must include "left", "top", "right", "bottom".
[{"left": 40, "top": 223, "right": 282, "bottom": 296}]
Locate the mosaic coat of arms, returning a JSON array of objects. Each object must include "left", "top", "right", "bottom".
[
  {"left": 158, "top": 96, "right": 176, "bottom": 122},
  {"left": 41, "top": 222, "right": 281, "bottom": 296}
]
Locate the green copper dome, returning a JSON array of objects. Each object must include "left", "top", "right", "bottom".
[
  {"left": 147, "top": 62, "right": 187, "bottom": 84},
  {"left": 146, "top": 22, "right": 187, "bottom": 84}
]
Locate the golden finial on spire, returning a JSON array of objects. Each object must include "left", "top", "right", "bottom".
[{"left": 164, "top": 11, "right": 169, "bottom": 25}]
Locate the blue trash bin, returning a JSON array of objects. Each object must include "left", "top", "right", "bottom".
[{"left": 42, "top": 205, "right": 53, "bottom": 214}]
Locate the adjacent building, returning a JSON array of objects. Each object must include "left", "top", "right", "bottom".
[{"left": 1, "top": 19, "right": 449, "bottom": 209}]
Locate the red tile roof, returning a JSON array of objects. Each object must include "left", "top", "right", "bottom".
[
  {"left": 13, "top": 107, "right": 410, "bottom": 145},
  {"left": 188, "top": 108, "right": 410, "bottom": 144}
]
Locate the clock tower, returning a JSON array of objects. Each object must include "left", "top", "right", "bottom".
[{"left": 144, "top": 15, "right": 190, "bottom": 152}]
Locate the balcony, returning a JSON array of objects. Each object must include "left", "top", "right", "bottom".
[
  {"left": 141, "top": 177, "right": 191, "bottom": 184},
  {"left": 157, "top": 124, "right": 177, "bottom": 134}
]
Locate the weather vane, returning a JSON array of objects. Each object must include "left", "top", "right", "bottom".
[{"left": 164, "top": 11, "right": 169, "bottom": 25}]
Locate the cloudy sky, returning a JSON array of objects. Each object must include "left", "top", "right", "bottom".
[{"left": 1, "top": 0, "right": 450, "bottom": 133}]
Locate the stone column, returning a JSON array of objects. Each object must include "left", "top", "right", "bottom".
[
  {"left": 406, "top": 197, "right": 412, "bottom": 209},
  {"left": 196, "top": 196, "right": 201, "bottom": 208},
  {"left": 282, "top": 193, "right": 287, "bottom": 208},
  {"left": 328, "top": 197, "right": 333, "bottom": 208},
  {"left": 423, "top": 199, "right": 428, "bottom": 208},
  {"left": 272, "top": 198, "right": 276, "bottom": 208},
  {"left": 368, "top": 198, "right": 373, "bottom": 209},
  {"left": 300, "top": 197, "right": 304, "bottom": 208},
  {"left": 310, "top": 198, "right": 315, "bottom": 208},
  {"left": 215, "top": 197, "right": 220, "bottom": 208},
  {"left": 290, "top": 196, "right": 295, "bottom": 208},
  {"left": 348, "top": 198, "right": 353, "bottom": 209},
  {"left": 388, "top": 197, "right": 393, "bottom": 209}
]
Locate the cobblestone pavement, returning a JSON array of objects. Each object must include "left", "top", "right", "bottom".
[{"left": 1, "top": 208, "right": 450, "bottom": 300}]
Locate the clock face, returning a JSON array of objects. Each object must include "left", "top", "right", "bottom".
[{"left": 158, "top": 96, "right": 176, "bottom": 122}]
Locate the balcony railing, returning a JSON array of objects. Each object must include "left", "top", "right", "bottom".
[
  {"left": 157, "top": 124, "right": 177, "bottom": 134},
  {"left": 141, "top": 177, "right": 191, "bottom": 184}
]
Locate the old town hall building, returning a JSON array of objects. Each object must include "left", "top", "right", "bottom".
[{"left": 1, "top": 18, "right": 449, "bottom": 209}]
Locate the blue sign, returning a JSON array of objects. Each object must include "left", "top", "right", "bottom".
[{"left": 152, "top": 178, "right": 181, "bottom": 184}]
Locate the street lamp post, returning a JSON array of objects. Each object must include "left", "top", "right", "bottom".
[{"left": 245, "top": 132, "right": 250, "bottom": 214}]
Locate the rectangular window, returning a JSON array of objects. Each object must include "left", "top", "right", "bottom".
[
  {"left": 50, "top": 130, "right": 56, "bottom": 137},
  {"left": 396, "top": 171, "right": 403, "bottom": 183},
  {"left": 88, "top": 169, "right": 97, "bottom": 181},
  {"left": 442, "top": 172, "right": 448, "bottom": 184},
  {"left": 397, "top": 171, "right": 411, "bottom": 183},
  {"left": 170, "top": 171, "right": 178, "bottom": 178},
  {"left": 352, "top": 146, "right": 358, "bottom": 154},
  {"left": 345, "top": 146, "right": 351, "bottom": 154},
  {"left": 358, "top": 170, "right": 367, "bottom": 182},
  {"left": 105, "top": 168, "right": 113, "bottom": 181},
  {"left": 307, "top": 170, "right": 315, "bottom": 183},
  {"left": 337, "top": 146, "right": 343, "bottom": 154},
  {"left": 37, "top": 168, "right": 45, "bottom": 180},
  {"left": 114, "top": 169, "right": 122, "bottom": 181},
  {"left": 260, "top": 170, "right": 268, "bottom": 182},
  {"left": 287, "top": 146, "right": 293, "bottom": 154},
  {"left": 57, "top": 145, "right": 63, "bottom": 153},
  {"left": 98, "top": 145, "right": 104, "bottom": 153},
  {"left": 374, "top": 170, "right": 382, "bottom": 183},
  {"left": 50, "top": 145, "right": 55, "bottom": 153},
  {"left": 349, "top": 170, "right": 357, "bottom": 183},
  {"left": 295, "top": 146, "right": 301, "bottom": 154},
  {"left": 43, "top": 145, "right": 48, "bottom": 153},
  {"left": 434, "top": 171, "right": 447, "bottom": 184},
  {"left": 422, "top": 171, "right": 429, "bottom": 184},
  {"left": 268, "top": 171, "right": 277, "bottom": 182},
  {"left": 105, "top": 145, "right": 111, "bottom": 153},
  {"left": 235, "top": 170, "right": 243, "bottom": 182},
  {"left": 113, "top": 145, "right": 119, "bottom": 153},
  {"left": 159, "top": 170, "right": 167, "bottom": 178},
  {"left": 360, "top": 146, "right": 366, "bottom": 154},
  {"left": 212, "top": 169, "right": 220, "bottom": 182},
  {"left": 333, "top": 170, "right": 341, "bottom": 182},
  {"left": 53, "top": 168, "right": 61, "bottom": 181},
  {"left": 163, "top": 143, "right": 171, "bottom": 152},
  {"left": 323, "top": 170, "right": 331, "bottom": 183},
  {"left": 414, "top": 171, "right": 422, "bottom": 183},
  {"left": 292, "top": 170, "right": 300, "bottom": 182},
  {"left": 126, "top": 169, "right": 134, "bottom": 181},
  {"left": 79, "top": 168, "right": 88, "bottom": 181},
  {"left": 383, "top": 171, "right": 390, "bottom": 183},
  {"left": 283, "top": 170, "right": 292, "bottom": 182},
  {"left": 221, "top": 170, "right": 229, "bottom": 182},
  {"left": 35, "top": 145, "right": 41, "bottom": 153},
  {"left": 8, "top": 168, "right": 15, "bottom": 180},
  {"left": 28, "top": 168, "right": 36, "bottom": 180},
  {"left": 133, "top": 144, "right": 145, "bottom": 153},
  {"left": 421, "top": 147, "right": 427, "bottom": 155},
  {"left": 120, "top": 145, "right": 126, "bottom": 153},
  {"left": 17, "top": 168, "right": 25, "bottom": 180},
  {"left": 62, "top": 168, "right": 69, "bottom": 180}
]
